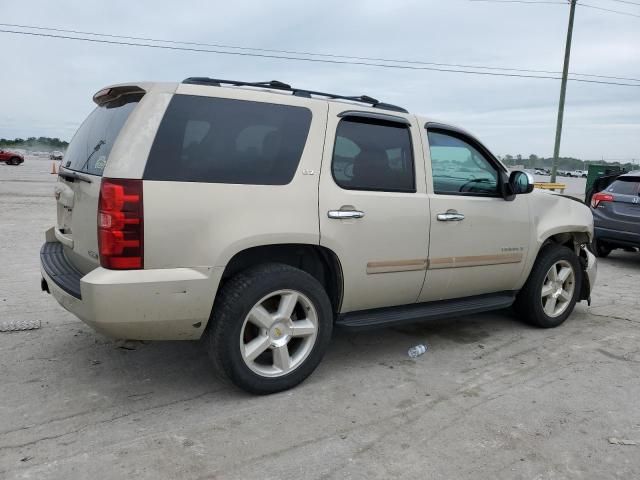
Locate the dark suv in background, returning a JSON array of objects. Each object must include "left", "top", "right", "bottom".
[{"left": 590, "top": 171, "right": 640, "bottom": 257}]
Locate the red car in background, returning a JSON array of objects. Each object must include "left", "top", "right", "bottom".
[{"left": 0, "top": 149, "right": 24, "bottom": 165}]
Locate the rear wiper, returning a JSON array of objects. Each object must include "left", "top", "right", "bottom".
[
  {"left": 58, "top": 167, "right": 92, "bottom": 184},
  {"left": 78, "top": 139, "right": 106, "bottom": 172}
]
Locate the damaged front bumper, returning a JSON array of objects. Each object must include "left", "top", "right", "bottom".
[{"left": 580, "top": 245, "right": 597, "bottom": 305}]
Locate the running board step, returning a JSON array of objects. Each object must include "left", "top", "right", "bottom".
[{"left": 335, "top": 292, "right": 516, "bottom": 331}]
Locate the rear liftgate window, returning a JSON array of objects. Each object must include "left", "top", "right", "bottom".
[
  {"left": 144, "top": 95, "right": 312, "bottom": 185},
  {"left": 607, "top": 179, "right": 640, "bottom": 196},
  {"left": 63, "top": 93, "right": 143, "bottom": 176}
]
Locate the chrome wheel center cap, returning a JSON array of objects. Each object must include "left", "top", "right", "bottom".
[
  {"left": 269, "top": 322, "right": 291, "bottom": 346},
  {"left": 553, "top": 281, "right": 563, "bottom": 298}
]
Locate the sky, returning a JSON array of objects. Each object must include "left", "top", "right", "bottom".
[{"left": 0, "top": 0, "right": 639, "bottom": 161}]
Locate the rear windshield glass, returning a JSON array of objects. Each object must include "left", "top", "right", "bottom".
[
  {"left": 607, "top": 179, "right": 640, "bottom": 195},
  {"left": 63, "top": 94, "right": 142, "bottom": 176},
  {"left": 144, "top": 95, "right": 312, "bottom": 185}
]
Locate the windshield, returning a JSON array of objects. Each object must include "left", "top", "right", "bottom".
[{"left": 63, "top": 93, "right": 142, "bottom": 176}]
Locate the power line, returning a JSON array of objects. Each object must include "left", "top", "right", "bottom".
[
  {"left": 2, "top": 22, "right": 640, "bottom": 85},
  {"left": 468, "top": 0, "right": 566, "bottom": 4},
  {"left": 470, "top": 0, "right": 640, "bottom": 17},
  {"left": 606, "top": 0, "right": 640, "bottom": 7},
  {"left": 565, "top": 71, "right": 640, "bottom": 82},
  {"left": 2, "top": 28, "right": 639, "bottom": 86},
  {"left": 0, "top": 22, "right": 596, "bottom": 78},
  {"left": 579, "top": 2, "right": 640, "bottom": 17}
]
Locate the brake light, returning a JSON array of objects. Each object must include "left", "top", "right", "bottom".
[
  {"left": 98, "top": 178, "right": 143, "bottom": 269},
  {"left": 591, "top": 192, "right": 614, "bottom": 209}
]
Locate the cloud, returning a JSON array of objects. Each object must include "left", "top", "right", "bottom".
[{"left": 0, "top": 0, "right": 638, "bottom": 159}]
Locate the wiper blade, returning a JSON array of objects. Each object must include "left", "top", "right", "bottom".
[{"left": 78, "top": 140, "right": 106, "bottom": 172}]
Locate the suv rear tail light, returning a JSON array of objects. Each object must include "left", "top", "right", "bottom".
[
  {"left": 98, "top": 178, "right": 143, "bottom": 269},
  {"left": 591, "top": 192, "right": 614, "bottom": 209}
]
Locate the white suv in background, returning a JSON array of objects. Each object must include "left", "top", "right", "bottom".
[{"left": 41, "top": 78, "right": 596, "bottom": 394}]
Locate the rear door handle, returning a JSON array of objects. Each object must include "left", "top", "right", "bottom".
[
  {"left": 328, "top": 209, "right": 365, "bottom": 219},
  {"left": 437, "top": 211, "right": 465, "bottom": 221}
]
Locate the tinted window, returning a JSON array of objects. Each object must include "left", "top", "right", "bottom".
[
  {"left": 64, "top": 94, "right": 142, "bottom": 176},
  {"left": 332, "top": 118, "right": 415, "bottom": 192},
  {"left": 427, "top": 131, "right": 499, "bottom": 195},
  {"left": 144, "top": 95, "right": 312, "bottom": 185},
  {"left": 607, "top": 179, "right": 640, "bottom": 196}
]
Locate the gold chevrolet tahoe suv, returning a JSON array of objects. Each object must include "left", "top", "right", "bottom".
[{"left": 41, "top": 78, "right": 597, "bottom": 394}]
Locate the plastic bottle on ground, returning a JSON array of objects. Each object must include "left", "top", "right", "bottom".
[{"left": 408, "top": 344, "right": 428, "bottom": 358}]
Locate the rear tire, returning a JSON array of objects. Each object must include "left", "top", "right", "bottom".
[
  {"left": 592, "top": 239, "right": 611, "bottom": 258},
  {"left": 515, "top": 245, "right": 582, "bottom": 328},
  {"left": 206, "top": 263, "right": 333, "bottom": 395},
  {"left": 9, "top": 157, "right": 20, "bottom": 165}
]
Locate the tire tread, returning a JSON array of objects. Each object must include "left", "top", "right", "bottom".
[
  {"left": 206, "top": 263, "right": 332, "bottom": 394},
  {"left": 515, "top": 244, "right": 582, "bottom": 328}
]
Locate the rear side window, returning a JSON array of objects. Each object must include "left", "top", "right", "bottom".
[
  {"left": 606, "top": 179, "right": 640, "bottom": 195},
  {"left": 64, "top": 94, "right": 142, "bottom": 176},
  {"left": 144, "top": 95, "right": 312, "bottom": 185},
  {"left": 332, "top": 117, "right": 415, "bottom": 192}
]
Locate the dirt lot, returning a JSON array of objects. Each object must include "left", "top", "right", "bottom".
[{"left": 1, "top": 159, "right": 639, "bottom": 479}]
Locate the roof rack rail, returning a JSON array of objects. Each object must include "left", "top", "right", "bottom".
[{"left": 182, "top": 77, "right": 408, "bottom": 113}]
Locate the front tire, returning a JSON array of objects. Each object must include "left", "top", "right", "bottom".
[
  {"left": 206, "top": 263, "right": 333, "bottom": 394},
  {"left": 515, "top": 245, "right": 582, "bottom": 328}
]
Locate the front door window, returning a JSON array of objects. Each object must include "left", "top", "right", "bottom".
[{"left": 427, "top": 131, "right": 499, "bottom": 196}]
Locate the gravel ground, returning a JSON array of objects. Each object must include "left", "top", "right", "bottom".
[{"left": 1, "top": 159, "right": 639, "bottom": 480}]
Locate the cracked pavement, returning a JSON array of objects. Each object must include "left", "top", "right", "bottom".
[{"left": 1, "top": 159, "right": 639, "bottom": 479}]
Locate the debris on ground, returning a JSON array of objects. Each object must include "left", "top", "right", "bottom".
[
  {"left": 0, "top": 319, "right": 41, "bottom": 332},
  {"left": 608, "top": 437, "right": 637, "bottom": 446},
  {"left": 115, "top": 339, "right": 149, "bottom": 350},
  {"left": 408, "top": 344, "right": 428, "bottom": 358}
]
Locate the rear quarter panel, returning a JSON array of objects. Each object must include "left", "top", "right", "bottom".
[
  {"left": 103, "top": 84, "right": 178, "bottom": 179},
  {"left": 143, "top": 86, "right": 329, "bottom": 269}
]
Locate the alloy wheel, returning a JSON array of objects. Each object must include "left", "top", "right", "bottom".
[
  {"left": 239, "top": 289, "right": 318, "bottom": 377},
  {"left": 540, "top": 260, "right": 575, "bottom": 318}
]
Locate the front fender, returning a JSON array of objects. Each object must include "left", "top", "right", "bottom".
[
  {"left": 519, "top": 190, "right": 594, "bottom": 287},
  {"left": 530, "top": 190, "right": 593, "bottom": 246}
]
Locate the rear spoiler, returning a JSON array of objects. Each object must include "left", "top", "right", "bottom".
[{"left": 93, "top": 85, "right": 146, "bottom": 106}]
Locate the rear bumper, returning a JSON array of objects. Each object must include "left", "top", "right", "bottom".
[
  {"left": 40, "top": 239, "right": 223, "bottom": 340},
  {"left": 594, "top": 226, "right": 640, "bottom": 248}
]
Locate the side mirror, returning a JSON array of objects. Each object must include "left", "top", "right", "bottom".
[{"left": 509, "top": 170, "right": 535, "bottom": 195}]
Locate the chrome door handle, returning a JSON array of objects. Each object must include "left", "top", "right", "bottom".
[
  {"left": 437, "top": 211, "right": 465, "bottom": 221},
  {"left": 328, "top": 209, "right": 365, "bottom": 219}
]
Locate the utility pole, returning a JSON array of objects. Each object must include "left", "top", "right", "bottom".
[{"left": 550, "top": 0, "right": 577, "bottom": 183}]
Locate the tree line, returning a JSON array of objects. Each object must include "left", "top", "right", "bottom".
[
  {"left": 0, "top": 137, "right": 69, "bottom": 149},
  {"left": 499, "top": 154, "right": 637, "bottom": 172},
  {"left": 0, "top": 137, "right": 636, "bottom": 171}
]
